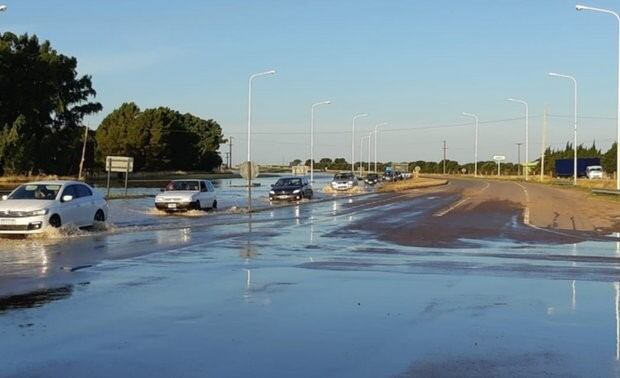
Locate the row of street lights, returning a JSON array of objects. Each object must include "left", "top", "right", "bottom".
[
  {"left": 246, "top": 4, "right": 620, "bottom": 193},
  {"left": 461, "top": 4, "right": 617, "bottom": 188}
]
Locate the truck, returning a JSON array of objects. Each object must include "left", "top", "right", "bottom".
[{"left": 554, "top": 158, "right": 601, "bottom": 178}]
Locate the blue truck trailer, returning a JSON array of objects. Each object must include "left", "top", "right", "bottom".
[{"left": 554, "top": 158, "right": 601, "bottom": 177}]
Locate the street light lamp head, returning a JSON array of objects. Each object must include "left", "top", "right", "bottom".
[
  {"left": 576, "top": 4, "right": 586, "bottom": 11},
  {"left": 549, "top": 72, "right": 559, "bottom": 76},
  {"left": 0, "top": 5, "right": 7, "bottom": 12}
]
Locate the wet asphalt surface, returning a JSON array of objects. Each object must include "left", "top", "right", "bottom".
[{"left": 1, "top": 176, "right": 620, "bottom": 377}]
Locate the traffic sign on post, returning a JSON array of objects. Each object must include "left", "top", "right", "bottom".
[
  {"left": 239, "top": 161, "right": 259, "bottom": 180},
  {"left": 493, "top": 155, "right": 505, "bottom": 176},
  {"left": 240, "top": 161, "right": 259, "bottom": 212},
  {"left": 105, "top": 156, "right": 133, "bottom": 199}
]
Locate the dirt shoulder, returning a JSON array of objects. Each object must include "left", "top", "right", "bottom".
[{"left": 378, "top": 177, "right": 448, "bottom": 193}]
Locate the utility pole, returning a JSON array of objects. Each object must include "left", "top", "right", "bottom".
[
  {"left": 442, "top": 140, "right": 447, "bottom": 174},
  {"left": 228, "top": 137, "right": 233, "bottom": 168},
  {"left": 540, "top": 106, "right": 548, "bottom": 182},
  {"left": 78, "top": 125, "right": 89, "bottom": 181},
  {"left": 516, "top": 143, "right": 523, "bottom": 177}
]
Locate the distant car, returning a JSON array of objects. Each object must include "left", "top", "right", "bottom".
[
  {"left": 382, "top": 171, "right": 401, "bottom": 182},
  {"left": 0, "top": 181, "right": 108, "bottom": 234},
  {"left": 364, "top": 173, "right": 380, "bottom": 185},
  {"left": 269, "top": 176, "right": 313, "bottom": 201},
  {"left": 586, "top": 165, "right": 604, "bottom": 179},
  {"left": 155, "top": 179, "right": 217, "bottom": 212},
  {"left": 330, "top": 173, "right": 358, "bottom": 191}
]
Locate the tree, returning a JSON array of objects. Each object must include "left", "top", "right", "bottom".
[
  {"left": 289, "top": 159, "right": 302, "bottom": 167},
  {"left": 0, "top": 33, "right": 101, "bottom": 175},
  {"left": 96, "top": 103, "right": 225, "bottom": 172},
  {"left": 602, "top": 143, "right": 617, "bottom": 174}
]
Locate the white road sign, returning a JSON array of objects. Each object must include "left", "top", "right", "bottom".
[
  {"left": 106, "top": 156, "right": 134, "bottom": 173},
  {"left": 493, "top": 155, "right": 506, "bottom": 161}
]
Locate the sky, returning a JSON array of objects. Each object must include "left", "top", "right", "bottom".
[{"left": 4, "top": 0, "right": 620, "bottom": 165}]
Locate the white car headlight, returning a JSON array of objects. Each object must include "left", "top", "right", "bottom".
[
  {"left": 269, "top": 190, "right": 275, "bottom": 194},
  {"left": 293, "top": 189, "right": 301, "bottom": 194},
  {"left": 26, "top": 209, "right": 48, "bottom": 217},
  {"left": 347, "top": 181, "right": 354, "bottom": 185}
]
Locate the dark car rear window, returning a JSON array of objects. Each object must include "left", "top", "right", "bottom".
[{"left": 275, "top": 178, "right": 302, "bottom": 187}]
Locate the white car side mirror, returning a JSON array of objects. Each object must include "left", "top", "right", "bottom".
[
  {"left": 1, "top": 195, "right": 7, "bottom": 201},
  {"left": 62, "top": 195, "right": 74, "bottom": 202}
]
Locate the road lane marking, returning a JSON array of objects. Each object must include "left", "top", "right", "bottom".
[
  {"left": 512, "top": 182, "right": 582, "bottom": 239},
  {"left": 433, "top": 180, "right": 490, "bottom": 217},
  {"left": 433, "top": 198, "right": 469, "bottom": 217},
  {"left": 513, "top": 182, "right": 530, "bottom": 224}
]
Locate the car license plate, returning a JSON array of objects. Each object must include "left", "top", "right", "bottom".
[
  {"left": 0, "top": 218, "right": 16, "bottom": 225},
  {"left": 167, "top": 203, "right": 177, "bottom": 209}
]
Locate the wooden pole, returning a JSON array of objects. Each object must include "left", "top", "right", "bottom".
[{"left": 78, "top": 125, "right": 88, "bottom": 181}]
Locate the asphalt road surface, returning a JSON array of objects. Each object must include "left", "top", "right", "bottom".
[{"left": 1, "top": 177, "right": 619, "bottom": 377}]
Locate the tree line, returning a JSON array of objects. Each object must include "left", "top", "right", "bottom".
[
  {"left": 291, "top": 142, "right": 617, "bottom": 176},
  {"left": 0, "top": 32, "right": 225, "bottom": 176}
]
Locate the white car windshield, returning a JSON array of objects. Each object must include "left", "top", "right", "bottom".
[
  {"left": 9, "top": 184, "right": 61, "bottom": 200},
  {"left": 334, "top": 174, "right": 352, "bottom": 180},
  {"left": 165, "top": 181, "right": 200, "bottom": 191},
  {"left": 588, "top": 167, "right": 602, "bottom": 172}
]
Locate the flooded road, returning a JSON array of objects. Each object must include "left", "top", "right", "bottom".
[{"left": 1, "top": 177, "right": 620, "bottom": 377}]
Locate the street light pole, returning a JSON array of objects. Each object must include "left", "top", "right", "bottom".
[
  {"left": 351, "top": 113, "right": 368, "bottom": 174},
  {"left": 360, "top": 136, "right": 368, "bottom": 176},
  {"left": 507, "top": 98, "right": 529, "bottom": 181},
  {"left": 310, "top": 100, "right": 331, "bottom": 184},
  {"left": 367, "top": 132, "right": 372, "bottom": 173},
  {"left": 373, "top": 122, "right": 387, "bottom": 173},
  {"left": 516, "top": 143, "right": 523, "bottom": 176},
  {"left": 246, "top": 69, "right": 276, "bottom": 211},
  {"left": 549, "top": 72, "right": 578, "bottom": 185},
  {"left": 576, "top": 4, "right": 620, "bottom": 191},
  {"left": 462, "top": 112, "right": 479, "bottom": 177}
]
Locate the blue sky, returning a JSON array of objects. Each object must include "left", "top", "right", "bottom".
[{"left": 5, "top": 0, "right": 620, "bottom": 164}]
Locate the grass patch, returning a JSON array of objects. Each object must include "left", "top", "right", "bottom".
[{"left": 378, "top": 177, "right": 448, "bottom": 193}]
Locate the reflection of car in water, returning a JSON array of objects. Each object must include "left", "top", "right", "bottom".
[
  {"left": 586, "top": 165, "right": 604, "bottom": 179},
  {"left": 155, "top": 179, "right": 217, "bottom": 212},
  {"left": 331, "top": 173, "right": 358, "bottom": 191},
  {"left": 269, "top": 176, "right": 313, "bottom": 201},
  {"left": 364, "top": 173, "right": 380, "bottom": 185},
  {"left": 0, "top": 181, "right": 108, "bottom": 234}
]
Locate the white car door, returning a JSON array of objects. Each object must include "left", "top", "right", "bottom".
[
  {"left": 198, "top": 181, "right": 209, "bottom": 209},
  {"left": 59, "top": 185, "right": 81, "bottom": 226},
  {"left": 206, "top": 181, "right": 216, "bottom": 206},
  {"left": 76, "top": 184, "right": 95, "bottom": 225}
]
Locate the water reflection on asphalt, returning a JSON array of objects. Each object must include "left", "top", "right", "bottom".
[{"left": 0, "top": 183, "right": 620, "bottom": 376}]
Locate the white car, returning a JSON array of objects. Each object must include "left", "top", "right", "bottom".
[
  {"left": 330, "top": 173, "right": 358, "bottom": 191},
  {"left": 0, "top": 181, "right": 109, "bottom": 234},
  {"left": 155, "top": 179, "right": 217, "bottom": 212},
  {"left": 586, "top": 165, "right": 604, "bottom": 179}
]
